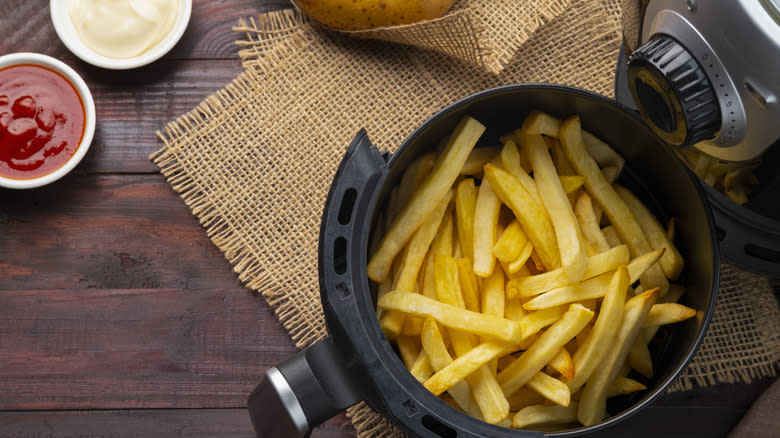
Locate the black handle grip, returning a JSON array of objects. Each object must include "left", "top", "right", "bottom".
[{"left": 248, "top": 337, "right": 363, "bottom": 438}]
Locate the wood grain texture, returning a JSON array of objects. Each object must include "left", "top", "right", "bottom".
[{"left": 0, "top": 410, "right": 354, "bottom": 438}]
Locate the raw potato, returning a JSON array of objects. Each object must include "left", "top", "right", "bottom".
[{"left": 292, "top": 0, "right": 457, "bottom": 31}]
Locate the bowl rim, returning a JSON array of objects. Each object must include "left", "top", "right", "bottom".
[
  {"left": 0, "top": 52, "right": 96, "bottom": 190},
  {"left": 49, "top": 0, "right": 193, "bottom": 70}
]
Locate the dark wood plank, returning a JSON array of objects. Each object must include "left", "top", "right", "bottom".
[
  {"left": 73, "top": 59, "right": 244, "bottom": 174},
  {"left": 0, "top": 287, "right": 298, "bottom": 410},
  {"left": 0, "top": 409, "right": 354, "bottom": 438},
  {"left": 0, "top": 0, "right": 293, "bottom": 61},
  {"left": 0, "top": 174, "right": 245, "bottom": 291}
]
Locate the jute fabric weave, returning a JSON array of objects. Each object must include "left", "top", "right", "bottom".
[{"left": 152, "top": 1, "right": 779, "bottom": 436}]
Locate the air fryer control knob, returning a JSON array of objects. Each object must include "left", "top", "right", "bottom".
[{"left": 627, "top": 34, "right": 721, "bottom": 147}]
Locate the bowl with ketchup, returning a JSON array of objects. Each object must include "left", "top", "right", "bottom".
[{"left": 0, "top": 53, "right": 96, "bottom": 189}]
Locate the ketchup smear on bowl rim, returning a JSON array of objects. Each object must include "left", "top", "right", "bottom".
[{"left": 0, "top": 64, "right": 86, "bottom": 180}]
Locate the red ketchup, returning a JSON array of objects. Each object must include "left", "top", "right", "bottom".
[{"left": 0, "top": 64, "right": 86, "bottom": 180}]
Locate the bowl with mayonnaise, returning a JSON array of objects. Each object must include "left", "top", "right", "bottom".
[{"left": 50, "top": 0, "right": 192, "bottom": 70}]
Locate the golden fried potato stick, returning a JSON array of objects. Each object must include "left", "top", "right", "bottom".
[
  {"left": 432, "top": 255, "right": 510, "bottom": 424},
  {"left": 378, "top": 291, "right": 525, "bottom": 344},
  {"left": 526, "top": 371, "right": 571, "bottom": 407},
  {"left": 499, "top": 304, "right": 594, "bottom": 397},
  {"left": 493, "top": 219, "right": 528, "bottom": 263},
  {"left": 513, "top": 403, "right": 579, "bottom": 429},
  {"left": 577, "top": 288, "right": 659, "bottom": 426},
  {"left": 397, "top": 152, "right": 436, "bottom": 209},
  {"left": 421, "top": 317, "right": 482, "bottom": 419},
  {"left": 368, "top": 116, "right": 485, "bottom": 282},
  {"left": 521, "top": 111, "right": 625, "bottom": 174},
  {"left": 614, "top": 184, "right": 685, "bottom": 281},
  {"left": 506, "top": 241, "right": 534, "bottom": 274},
  {"left": 484, "top": 163, "right": 560, "bottom": 271},
  {"left": 627, "top": 338, "right": 654, "bottom": 378},
  {"left": 409, "top": 350, "right": 434, "bottom": 382},
  {"left": 523, "top": 249, "right": 663, "bottom": 310},
  {"left": 548, "top": 347, "right": 575, "bottom": 381},
  {"left": 473, "top": 179, "right": 502, "bottom": 277},
  {"left": 423, "top": 340, "right": 515, "bottom": 396},
  {"left": 559, "top": 175, "right": 587, "bottom": 195},
  {"left": 456, "top": 257, "right": 481, "bottom": 313},
  {"left": 461, "top": 147, "right": 500, "bottom": 176},
  {"left": 547, "top": 136, "right": 576, "bottom": 176},
  {"left": 507, "top": 244, "right": 629, "bottom": 299},
  {"left": 455, "top": 178, "right": 477, "bottom": 260},
  {"left": 574, "top": 191, "right": 611, "bottom": 254},
  {"left": 566, "top": 266, "right": 629, "bottom": 393},
  {"left": 607, "top": 376, "right": 647, "bottom": 397},
  {"left": 380, "top": 191, "right": 453, "bottom": 338},
  {"left": 500, "top": 140, "right": 541, "bottom": 205},
  {"left": 524, "top": 132, "right": 587, "bottom": 283},
  {"left": 519, "top": 306, "right": 566, "bottom": 339},
  {"left": 643, "top": 303, "right": 697, "bottom": 327},
  {"left": 559, "top": 115, "right": 669, "bottom": 295},
  {"left": 507, "top": 388, "right": 545, "bottom": 412}
]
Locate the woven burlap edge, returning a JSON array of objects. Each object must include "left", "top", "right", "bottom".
[{"left": 151, "top": 68, "right": 330, "bottom": 348}]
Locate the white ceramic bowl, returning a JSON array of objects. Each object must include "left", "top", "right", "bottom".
[
  {"left": 50, "top": 0, "right": 193, "bottom": 70},
  {"left": 0, "top": 53, "right": 96, "bottom": 190}
]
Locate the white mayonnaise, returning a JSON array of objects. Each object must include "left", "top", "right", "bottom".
[{"left": 69, "top": 0, "right": 179, "bottom": 59}]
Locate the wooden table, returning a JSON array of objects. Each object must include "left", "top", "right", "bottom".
[{"left": 0, "top": 1, "right": 776, "bottom": 437}]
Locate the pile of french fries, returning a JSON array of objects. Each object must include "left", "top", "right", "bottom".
[
  {"left": 366, "top": 111, "right": 697, "bottom": 430},
  {"left": 675, "top": 147, "right": 760, "bottom": 205}
]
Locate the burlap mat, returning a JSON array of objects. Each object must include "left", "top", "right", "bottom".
[{"left": 151, "top": 1, "right": 779, "bottom": 436}]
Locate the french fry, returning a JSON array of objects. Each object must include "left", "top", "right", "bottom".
[
  {"left": 559, "top": 115, "right": 669, "bottom": 295},
  {"left": 473, "top": 179, "right": 502, "bottom": 277},
  {"left": 523, "top": 249, "right": 663, "bottom": 310},
  {"left": 627, "top": 338, "right": 654, "bottom": 378},
  {"left": 566, "top": 266, "right": 629, "bottom": 393},
  {"left": 614, "top": 184, "right": 685, "bottom": 281},
  {"left": 455, "top": 178, "right": 477, "bottom": 260},
  {"left": 396, "top": 335, "right": 422, "bottom": 369},
  {"left": 559, "top": 175, "right": 587, "bottom": 195},
  {"left": 499, "top": 304, "right": 594, "bottom": 397},
  {"left": 513, "top": 403, "right": 579, "bottom": 429},
  {"left": 398, "top": 152, "right": 436, "bottom": 209},
  {"left": 380, "top": 192, "right": 453, "bottom": 338},
  {"left": 421, "top": 317, "right": 482, "bottom": 419},
  {"left": 500, "top": 140, "right": 541, "bottom": 205},
  {"left": 519, "top": 306, "right": 566, "bottom": 339},
  {"left": 506, "top": 241, "right": 534, "bottom": 274},
  {"left": 601, "top": 225, "right": 622, "bottom": 248},
  {"left": 461, "top": 147, "right": 500, "bottom": 176},
  {"left": 409, "top": 351, "right": 434, "bottom": 382},
  {"left": 368, "top": 116, "right": 485, "bottom": 282},
  {"left": 524, "top": 132, "right": 587, "bottom": 283},
  {"left": 456, "top": 257, "right": 481, "bottom": 313},
  {"left": 526, "top": 371, "right": 571, "bottom": 407},
  {"left": 493, "top": 219, "right": 528, "bottom": 263},
  {"left": 575, "top": 191, "right": 611, "bottom": 254},
  {"left": 423, "top": 340, "right": 515, "bottom": 396},
  {"left": 607, "top": 376, "right": 647, "bottom": 397},
  {"left": 548, "top": 137, "right": 576, "bottom": 176},
  {"left": 521, "top": 111, "right": 625, "bottom": 174},
  {"left": 507, "top": 244, "right": 629, "bottom": 298},
  {"left": 484, "top": 163, "right": 560, "bottom": 271},
  {"left": 577, "top": 289, "right": 659, "bottom": 426},
  {"left": 548, "top": 347, "right": 575, "bottom": 381},
  {"left": 507, "top": 388, "right": 545, "bottom": 411},
  {"left": 600, "top": 165, "right": 620, "bottom": 184},
  {"left": 642, "top": 303, "right": 697, "bottom": 327},
  {"left": 378, "top": 291, "right": 525, "bottom": 344}
]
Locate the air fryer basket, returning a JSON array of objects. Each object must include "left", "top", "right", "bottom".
[{"left": 249, "top": 85, "right": 719, "bottom": 438}]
